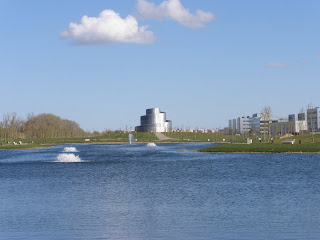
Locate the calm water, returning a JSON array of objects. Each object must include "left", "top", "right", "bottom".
[{"left": 0, "top": 143, "right": 320, "bottom": 240}]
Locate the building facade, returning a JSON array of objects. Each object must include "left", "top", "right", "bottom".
[
  {"left": 227, "top": 108, "right": 319, "bottom": 136},
  {"left": 228, "top": 118, "right": 238, "bottom": 134},
  {"left": 135, "top": 108, "right": 172, "bottom": 132},
  {"left": 307, "top": 107, "right": 320, "bottom": 133},
  {"left": 249, "top": 113, "right": 262, "bottom": 134},
  {"left": 237, "top": 116, "right": 250, "bottom": 134},
  {"left": 287, "top": 113, "right": 308, "bottom": 134}
]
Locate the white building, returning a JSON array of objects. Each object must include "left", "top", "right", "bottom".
[{"left": 287, "top": 113, "right": 308, "bottom": 134}]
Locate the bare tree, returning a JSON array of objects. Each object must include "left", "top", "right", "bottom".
[
  {"left": 297, "top": 107, "right": 305, "bottom": 135},
  {"left": 24, "top": 113, "right": 85, "bottom": 139},
  {"left": 0, "top": 120, "right": 3, "bottom": 143},
  {"left": 261, "top": 106, "right": 272, "bottom": 142},
  {"left": 273, "top": 121, "right": 280, "bottom": 136},
  {"left": 0, "top": 113, "right": 23, "bottom": 142},
  {"left": 307, "top": 103, "right": 315, "bottom": 142},
  {"left": 1, "top": 112, "right": 87, "bottom": 141}
]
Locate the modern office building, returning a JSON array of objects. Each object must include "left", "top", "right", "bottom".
[
  {"left": 249, "top": 114, "right": 288, "bottom": 135},
  {"left": 135, "top": 108, "right": 172, "bottom": 132},
  {"left": 233, "top": 119, "right": 237, "bottom": 132},
  {"left": 228, "top": 118, "right": 238, "bottom": 134},
  {"left": 226, "top": 105, "right": 320, "bottom": 135},
  {"left": 230, "top": 114, "right": 259, "bottom": 135},
  {"left": 249, "top": 113, "right": 262, "bottom": 134},
  {"left": 228, "top": 119, "right": 233, "bottom": 132},
  {"left": 270, "top": 116, "right": 290, "bottom": 135},
  {"left": 287, "top": 113, "right": 308, "bottom": 134},
  {"left": 307, "top": 107, "right": 320, "bottom": 133},
  {"left": 237, "top": 116, "right": 250, "bottom": 134}
]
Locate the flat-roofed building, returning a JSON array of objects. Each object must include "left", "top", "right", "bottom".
[
  {"left": 237, "top": 116, "right": 250, "bottom": 134},
  {"left": 228, "top": 118, "right": 238, "bottom": 134},
  {"left": 249, "top": 113, "right": 262, "bottom": 134},
  {"left": 307, "top": 107, "right": 320, "bottom": 133},
  {"left": 287, "top": 113, "right": 308, "bottom": 134}
]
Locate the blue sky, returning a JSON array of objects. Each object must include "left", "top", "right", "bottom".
[{"left": 1, "top": 0, "right": 319, "bottom": 131}]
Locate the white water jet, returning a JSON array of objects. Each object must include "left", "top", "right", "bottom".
[
  {"left": 129, "top": 134, "right": 135, "bottom": 145},
  {"left": 62, "top": 147, "right": 78, "bottom": 152},
  {"left": 147, "top": 143, "right": 157, "bottom": 147},
  {"left": 55, "top": 153, "right": 82, "bottom": 162}
]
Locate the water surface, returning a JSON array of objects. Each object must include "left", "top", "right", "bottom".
[{"left": 1, "top": 143, "right": 319, "bottom": 239}]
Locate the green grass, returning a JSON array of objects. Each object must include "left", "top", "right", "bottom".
[
  {"left": 163, "top": 132, "right": 320, "bottom": 144},
  {"left": 1, "top": 131, "right": 320, "bottom": 152},
  {"left": 0, "top": 143, "right": 50, "bottom": 150},
  {"left": 163, "top": 132, "right": 249, "bottom": 143},
  {"left": 0, "top": 132, "right": 158, "bottom": 150},
  {"left": 96, "top": 132, "right": 158, "bottom": 142},
  {"left": 199, "top": 142, "right": 320, "bottom": 153},
  {"left": 197, "top": 133, "right": 320, "bottom": 153},
  {"left": 273, "top": 134, "right": 320, "bottom": 144}
]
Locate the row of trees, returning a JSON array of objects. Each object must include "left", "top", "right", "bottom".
[{"left": 0, "top": 113, "right": 87, "bottom": 142}]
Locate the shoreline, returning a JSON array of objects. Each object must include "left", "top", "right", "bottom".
[
  {"left": 1, "top": 142, "right": 319, "bottom": 154},
  {"left": 0, "top": 141, "right": 208, "bottom": 151}
]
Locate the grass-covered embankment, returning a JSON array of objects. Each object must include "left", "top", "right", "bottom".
[
  {"left": 0, "top": 143, "right": 49, "bottom": 150},
  {"left": 199, "top": 143, "right": 320, "bottom": 153},
  {"left": 198, "top": 133, "right": 320, "bottom": 153},
  {"left": 163, "top": 132, "right": 248, "bottom": 143},
  {"left": 0, "top": 132, "right": 158, "bottom": 150}
]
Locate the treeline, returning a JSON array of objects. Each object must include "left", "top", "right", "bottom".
[{"left": 0, "top": 113, "right": 88, "bottom": 142}]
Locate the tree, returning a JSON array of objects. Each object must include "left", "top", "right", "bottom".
[
  {"left": 0, "top": 122, "right": 3, "bottom": 143},
  {"left": 0, "top": 112, "right": 88, "bottom": 143},
  {"left": 24, "top": 113, "right": 85, "bottom": 138},
  {"left": 1, "top": 113, "right": 23, "bottom": 142},
  {"left": 307, "top": 103, "right": 315, "bottom": 142},
  {"left": 261, "top": 106, "right": 272, "bottom": 142},
  {"left": 273, "top": 121, "right": 280, "bottom": 136},
  {"left": 297, "top": 107, "right": 305, "bottom": 135}
]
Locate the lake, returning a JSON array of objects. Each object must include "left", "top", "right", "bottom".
[{"left": 1, "top": 143, "right": 320, "bottom": 240}]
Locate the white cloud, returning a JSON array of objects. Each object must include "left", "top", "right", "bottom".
[
  {"left": 265, "top": 62, "right": 291, "bottom": 68},
  {"left": 136, "top": 0, "right": 215, "bottom": 29},
  {"left": 61, "top": 10, "right": 156, "bottom": 45}
]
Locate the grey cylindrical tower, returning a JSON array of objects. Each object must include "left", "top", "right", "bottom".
[{"left": 136, "top": 108, "right": 172, "bottom": 132}]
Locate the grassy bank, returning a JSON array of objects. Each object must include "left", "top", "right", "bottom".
[
  {"left": 198, "top": 134, "right": 320, "bottom": 153},
  {"left": 163, "top": 132, "right": 248, "bottom": 143},
  {"left": 198, "top": 143, "right": 320, "bottom": 153},
  {"left": 2, "top": 131, "right": 320, "bottom": 153},
  {"left": 0, "top": 132, "right": 158, "bottom": 150},
  {"left": 164, "top": 132, "right": 320, "bottom": 144}
]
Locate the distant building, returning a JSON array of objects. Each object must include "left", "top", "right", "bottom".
[
  {"left": 287, "top": 113, "right": 308, "bottom": 134},
  {"left": 249, "top": 113, "right": 262, "bottom": 134},
  {"left": 135, "top": 108, "right": 172, "bottom": 132},
  {"left": 237, "top": 116, "right": 250, "bottom": 134},
  {"left": 228, "top": 118, "right": 238, "bottom": 134},
  {"left": 227, "top": 107, "right": 320, "bottom": 136},
  {"left": 307, "top": 107, "right": 320, "bottom": 133},
  {"left": 228, "top": 120, "right": 233, "bottom": 132},
  {"left": 249, "top": 113, "right": 289, "bottom": 135},
  {"left": 270, "top": 116, "right": 289, "bottom": 135}
]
